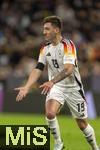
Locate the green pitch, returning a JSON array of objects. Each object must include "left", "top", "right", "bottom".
[{"left": 0, "top": 113, "right": 99, "bottom": 150}]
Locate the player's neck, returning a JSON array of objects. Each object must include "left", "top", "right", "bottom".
[{"left": 52, "top": 35, "right": 62, "bottom": 46}]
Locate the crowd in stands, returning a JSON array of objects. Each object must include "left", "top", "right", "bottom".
[{"left": 0, "top": 0, "right": 100, "bottom": 92}]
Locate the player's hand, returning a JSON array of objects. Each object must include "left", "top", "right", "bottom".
[
  {"left": 39, "top": 81, "right": 54, "bottom": 95},
  {"left": 14, "top": 86, "right": 29, "bottom": 102}
]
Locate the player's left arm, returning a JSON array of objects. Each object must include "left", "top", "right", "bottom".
[
  {"left": 51, "top": 63, "right": 74, "bottom": 84},
  {"left": 39, "top": 63, "right": 74, "bottom": 95}
]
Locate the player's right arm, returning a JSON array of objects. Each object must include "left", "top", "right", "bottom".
[
  {"left": 15, "top": 68, "right": 42, "bottom": 102},
  {"left": 15, "top": 46, "right": 46, "bottom": 102}
]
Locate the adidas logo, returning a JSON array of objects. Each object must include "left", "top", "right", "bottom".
[{"left": 46, "top": 52, "right": 51, "bottom": 56}]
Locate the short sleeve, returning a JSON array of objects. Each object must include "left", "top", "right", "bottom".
[
  {"left": 63, "top": 40, "right": 76, "bottom": 65},
  {"left": 38, "top": 46, "right": 46, "bottom": 65}
]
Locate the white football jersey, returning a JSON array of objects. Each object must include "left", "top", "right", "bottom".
[{"left": 38, "top": 38, "right": 84, "bottom": 92}]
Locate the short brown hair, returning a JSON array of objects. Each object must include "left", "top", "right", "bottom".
[{"left": 43, "top": 16, "right": 62, "bottom": 30}]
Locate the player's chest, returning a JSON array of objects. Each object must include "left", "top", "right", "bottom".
[{"left": 45, "top": 47, "right": 64, "bottom": 68}]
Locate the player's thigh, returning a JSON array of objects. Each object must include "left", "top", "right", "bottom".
[
  {"left": 65, "top": 90, "right": 88, "bottom": 119},
  {"left": 45, "top": 87, "right": 65, "bottom": 115},
  {"left": 45, "top": 99, "right": 62, "bottom": 115}
]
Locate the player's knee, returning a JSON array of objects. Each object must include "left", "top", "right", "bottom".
[
  {"left": 76, "top": 119, "right": 88, "bottom": 130},
  {"left": 46, "top": 111, "right": 56, "bottom": 119}
]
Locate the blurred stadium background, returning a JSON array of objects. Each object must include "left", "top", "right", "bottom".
[{"left": 0, "top": 0, "right": 100, "bottom": 149}]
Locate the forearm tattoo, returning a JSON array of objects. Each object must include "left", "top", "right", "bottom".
[{"left": 51, "top": 68, "right": 70, "bottom": 84}]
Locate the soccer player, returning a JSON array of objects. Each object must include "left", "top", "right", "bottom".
[{"left": 15, "top": 16, "right": 99, "bottom": 150}]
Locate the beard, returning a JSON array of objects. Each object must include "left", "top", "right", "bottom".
[{"left": 44, "top": 34, "right": 56, "bottom": 43}]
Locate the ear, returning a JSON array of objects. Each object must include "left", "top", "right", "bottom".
[{"left": 55, "top": 27, "right": 60, "bottom": 33}]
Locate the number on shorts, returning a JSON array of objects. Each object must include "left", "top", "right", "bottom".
[{"left": 77, "top": 102, "right": 85, "bottom": 112}]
